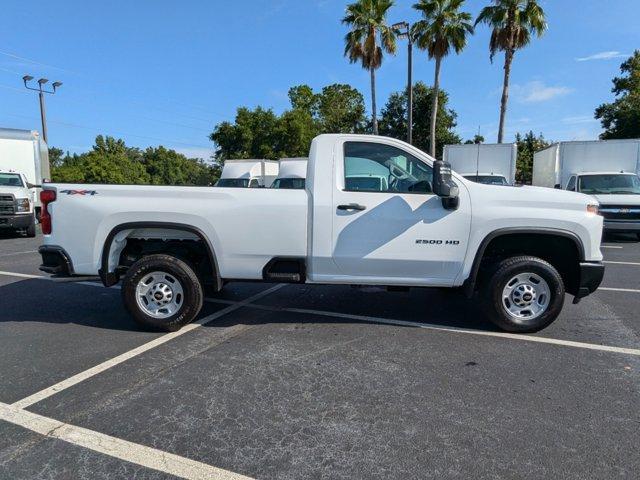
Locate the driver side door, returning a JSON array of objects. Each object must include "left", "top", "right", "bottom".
[{"left": 331, "top": 139, "right": 471, "bottom": 285}]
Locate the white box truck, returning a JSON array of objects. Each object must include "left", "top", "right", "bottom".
[
  {"left": 443, "top": 143, "right": 517, "bottom": 186},
  {"left": 272, "top": 158, "right": 307, "bottom": 189},
  {"left": 0, "top": 128, "right": 49, "bottom": 236},
  {"left": 533, "top": 139, "right": 640, "bottom": 237},
  {"left": 215, "top": 159, "right": 279, "bottom": 188}
]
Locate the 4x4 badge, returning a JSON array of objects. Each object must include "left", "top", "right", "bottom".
[{"left": 60, "top": 189, "right": 98, "bottom": 196}]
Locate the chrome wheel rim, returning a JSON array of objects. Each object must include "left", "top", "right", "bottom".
[
  {"left": 135, "top": 271, "right": 184, "bottom": 319},
  {"left": 501, "top": 273, "right": 551, "bottom": 322}
]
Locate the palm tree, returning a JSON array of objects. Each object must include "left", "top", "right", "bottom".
[
  {"left": 476, "top": 0, "right": 547, "bottom": 143},
  {"left": 343, "top": 0, "right": 397, "bottom": 135},
  {"left": 412, "top": 0, "right": 473, "bottom": 157}
]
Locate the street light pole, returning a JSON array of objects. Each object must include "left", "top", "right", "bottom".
[
  {"left": 22, "top": 75, "right": 62, "bottom": 144},
  {"left": 392, "top": 22, "right": 413, "bottom": 145}
]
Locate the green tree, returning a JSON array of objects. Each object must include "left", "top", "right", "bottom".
[
  {"left": 142, "top": 146, "right": 216, "bottom": 185},
  {"left": 595, "top": 50, "right": 640, "bottom": 139},
  {"left": 210, "top": 107, "right": 282, "bottom": 160},
  {"left": 514, "top": 130, "right": 549, "bottom": 184},
  {"left": 379, "top": 81, "right": 462, "bottom": 159},
  {"left": 464, "top": 134, "right": 485, "bottom": 144},
  {"left": 412, "top": 0, "right": 473, "bottom": 157},
  {"left": 288, "top": 85, "right": 319, "bottom": 116},
  {"left": 317, "top": 84, "right": 367, "bottom": 133},
  {"left": 476, "top": 0, "right": 547, "bottom": 143},
  {"left": 48, "top": 147, "right": 67, "bottom": 169},
  {"left": 343, "top": 0, "right": 397, "bottom": 135}
]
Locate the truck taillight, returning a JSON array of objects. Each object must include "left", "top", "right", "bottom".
[{"left": 40, "top": 190, "right": 56, "bottom": 235}]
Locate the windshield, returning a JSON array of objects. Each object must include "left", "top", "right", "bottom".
[
  {"left": 215, "top": 178, "right": 250, "bottom": 188},
  {"left": 0, "top": 173, "right": 24, "bottom": 187},
  {"left": 272, "top": 178, "right": 305, "bottom": 189},
  {"left": 463, "top": 175, "right": 509, "bottom": 186},
  {"left": 578, "top": 174, "right": 640, "bottom": 195}
]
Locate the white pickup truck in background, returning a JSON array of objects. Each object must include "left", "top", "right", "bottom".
[
  {"left": 443, "top": 143, "right": 517, "bottom": 186},
  {"left": 39, "top": 134, "right": 605, "bottom": 333},
  {"left": 0, "top": 171, "right": 37, "bottom": 237},
  {"left": 533, "top": 139, "right": 640, "bottom": 237}
]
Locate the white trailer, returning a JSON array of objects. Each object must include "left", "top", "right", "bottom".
[
  {"left": 272, "top": 158, "right": 307, "bottom": 189},
  {"left": 215, "top": 159, "right": 279, "bottom": 188},
  {"left": 533, "top": 139, "right": 640, "bottom": 236},
  {"left": 0, "top": 128, "right": 50, "bottom": 211},
  {"left": 443, "top": 143, "right": 517, "bottom": 185}
]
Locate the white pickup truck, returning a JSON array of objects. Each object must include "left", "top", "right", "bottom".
[{"left": 39, "top": 134, "right": 605, "bottom": 333}]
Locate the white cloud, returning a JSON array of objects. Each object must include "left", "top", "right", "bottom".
[
  {"left": 562, "top": 115, "right": 598, "bottom": 124},
  {"left": 576, "top": 51, "right": 629, "bottom": 62},
  {"left": 511, "top": 81, "right": 572, "bottom": 103}
]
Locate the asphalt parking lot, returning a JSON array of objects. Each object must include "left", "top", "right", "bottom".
[{"left": 1, "top": 229, "right": 640, "bottom": 479}]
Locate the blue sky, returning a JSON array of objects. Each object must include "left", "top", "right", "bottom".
[{"left": 0, "top": 0, "right": 638, "bottom": 160}]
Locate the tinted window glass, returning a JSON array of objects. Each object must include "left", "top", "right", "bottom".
[
  {"left": 216, "top": 178, "right": 249, "bottom": 188},
  {"left": 272, "top": 178, "right": 305, "bottom": 189},
  {"left": 344, "top": 142, "right": 433, "bottom": 194},
  {"left": 578, "top": 174, "right": 640, "bottom": 194},
  {"left": 566, "top": 176, "right": 576, "bottom": 191},
  {"left": 0, "top": 173, "right": 24, "bottom": 187}
]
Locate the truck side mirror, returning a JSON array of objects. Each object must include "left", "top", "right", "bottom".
[
  {"left": 27, "top": 182, "right": 42, "bottom": 189},
  {"left": 554, "top": 184, "right": 561, "bottom": 189},
  {"left": 433, "top": 160, "right": 459, "bottom": 210}
]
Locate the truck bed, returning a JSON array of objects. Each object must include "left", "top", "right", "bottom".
[{"left": 43, "top": 184, "right": 308, "bottom": 278}]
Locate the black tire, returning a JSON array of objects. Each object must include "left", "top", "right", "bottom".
[
  {"left": 636, "top": 233, "right": 640, "bottom": 241},
  {"left": 481, "top": 256, "right": 564, "bottom": 333},
  {"left": 25, "top": 215, "right": 36, "bottom": 238},
  {"left": 122, "top": 254, "right": 203, "bottom": 332}
]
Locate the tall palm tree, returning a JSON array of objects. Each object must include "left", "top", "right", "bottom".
[
  {"left": 412, "top": 0, "right": 473, "bottom": 157},
  {"left": 476, "top": 0, "right": 547, "bottom": 143},
  {"left": 343, "top": 0, "right": 397, "bottom": 135}
]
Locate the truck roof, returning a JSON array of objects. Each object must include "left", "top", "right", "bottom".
[
  {"left": 536, "top": 138, "right": 640, "bottom": 154},
  {"left": 0, "top": 128, "right": 42, "bottom": 141}
]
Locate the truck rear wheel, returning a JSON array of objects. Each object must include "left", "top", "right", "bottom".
[
  {"left": 482, "top": 256, "right": 564, "bottom": 333},
  {"left": 122, "top": 254, "right": 203, "bottom": 332}
]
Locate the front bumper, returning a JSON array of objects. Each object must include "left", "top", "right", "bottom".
[
  {"left": 603, "top": 220, "right": 640, "bottom": 233},
  {"left": 0, "top": 214, "right": 32, "bottom": 229},
  {"left": 39, "top": 245, "right": 75, "bottom": 276},
  {"left": 574, "top": 261, "right": 605, "bottom": 301}
]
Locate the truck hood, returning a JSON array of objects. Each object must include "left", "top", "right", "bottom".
[
  {"left": 591, "top": 194, "right": 640, "bottom": 206},
  {"left": 0, "top": 186, "right": 30, "bottom": 198},
  {"left": 465, "top": 182, "right": 593, "bottom": 210}
]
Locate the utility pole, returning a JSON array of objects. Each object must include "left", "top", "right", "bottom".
[
  {"left": 393, "top": 22, "right": 413, "bottom": 145},
  {"left": 22, "top": 75, "right": 62, "bottom": 144}
]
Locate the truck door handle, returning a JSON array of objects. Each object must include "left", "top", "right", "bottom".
[{"left": 337, "top": 203, "right": 366, "bottom": 211}]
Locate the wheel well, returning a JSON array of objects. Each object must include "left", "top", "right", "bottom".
[
  {"left": 474, "top": 233, "right": 581, "bottom": 296},
  {"left": 101, "top": 223, "right": 222, "bottom": 291}
]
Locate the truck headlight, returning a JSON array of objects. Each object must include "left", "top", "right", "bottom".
[
  {"left": 586, "top": 204, "right": 599, "bottom": 215},
  {"left": 15, "top": 198, "right": 30, "bottom": 212}
]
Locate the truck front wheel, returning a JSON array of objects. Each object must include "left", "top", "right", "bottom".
[
  {"left": 482, "top": 256, "right": 564, "bottom": 333},
  {"left": 122, "top": 254, "right": 203, "bottom": 332},
  {"left": 25, "top": 215, "right": 36, "bottom": 238}
]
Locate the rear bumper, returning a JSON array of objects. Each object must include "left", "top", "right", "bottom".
[
  {"left": 39, "top": 245, "right": 75, "bottom": 276},
  {"left": 0, "top": 214, "right": 32, "bottom": 229},
  {"left": 603, "top": 220, "right": 640, "bottom": 232},
  {"left": 574, "top": 261, "right": 605, "bottom": 301}
]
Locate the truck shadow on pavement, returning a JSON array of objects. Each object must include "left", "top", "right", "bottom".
[{"left": 0, "top": 279, "right": 504, "bottom": 334}]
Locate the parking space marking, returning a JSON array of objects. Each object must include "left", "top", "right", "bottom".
[
  {"left": 12, "top": 284, "right": 284, "bottom": 409},
  {"left": 603, "top": 260, "right": 640, "bottom": 266},
  {"left": 0, "top": 402, "right": 252, "bottom": 480},
  {"left": 602, "top": 245, "right": 623, "bottom": 249},
  {"left": 0, "top": 270, "right": 42, "bottom": 279},
  {"left": 0, "top": 250, "right": 38, "bottom": 257},
  {"left": 203, "top": 298, "right": 640, "bottom": 357},
  {"left": 599, "top": 287, "right": 640, "bottom": 294}
]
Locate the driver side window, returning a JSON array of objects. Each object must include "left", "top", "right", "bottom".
[
  {"left": 343, "top": 142, "right": 433, "bottom": 194},
  {"left": 566, "top": 176, "right": 576, "bottom": 191}
]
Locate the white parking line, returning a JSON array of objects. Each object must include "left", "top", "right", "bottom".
[
  {"left": 0, "top": 250, "right": 38, "bottom": 257},
  {"left": 599, "top": 287, "right": 640, "bottom": 294},
  {"left": 602, "top": 245, "right": 623, "bottom": 249},
  {"left": 0, "top": 402, "right": 252, "bottom": 480},
  {"left": 603, "top": 260, "right": 640, "bottom": 267},
  {"left": 202, "top": 298, "right": 640, "bottom": 357},
  {"left": 0, "top": 270, "right": 42, "bottom": 279},
  {"left": 12, "top": 284, "right": 284, "bottom": 409}
]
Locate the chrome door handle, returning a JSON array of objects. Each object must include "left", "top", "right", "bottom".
[{"left": 337, "top": 203, "right": 366, "bottom": 211}]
